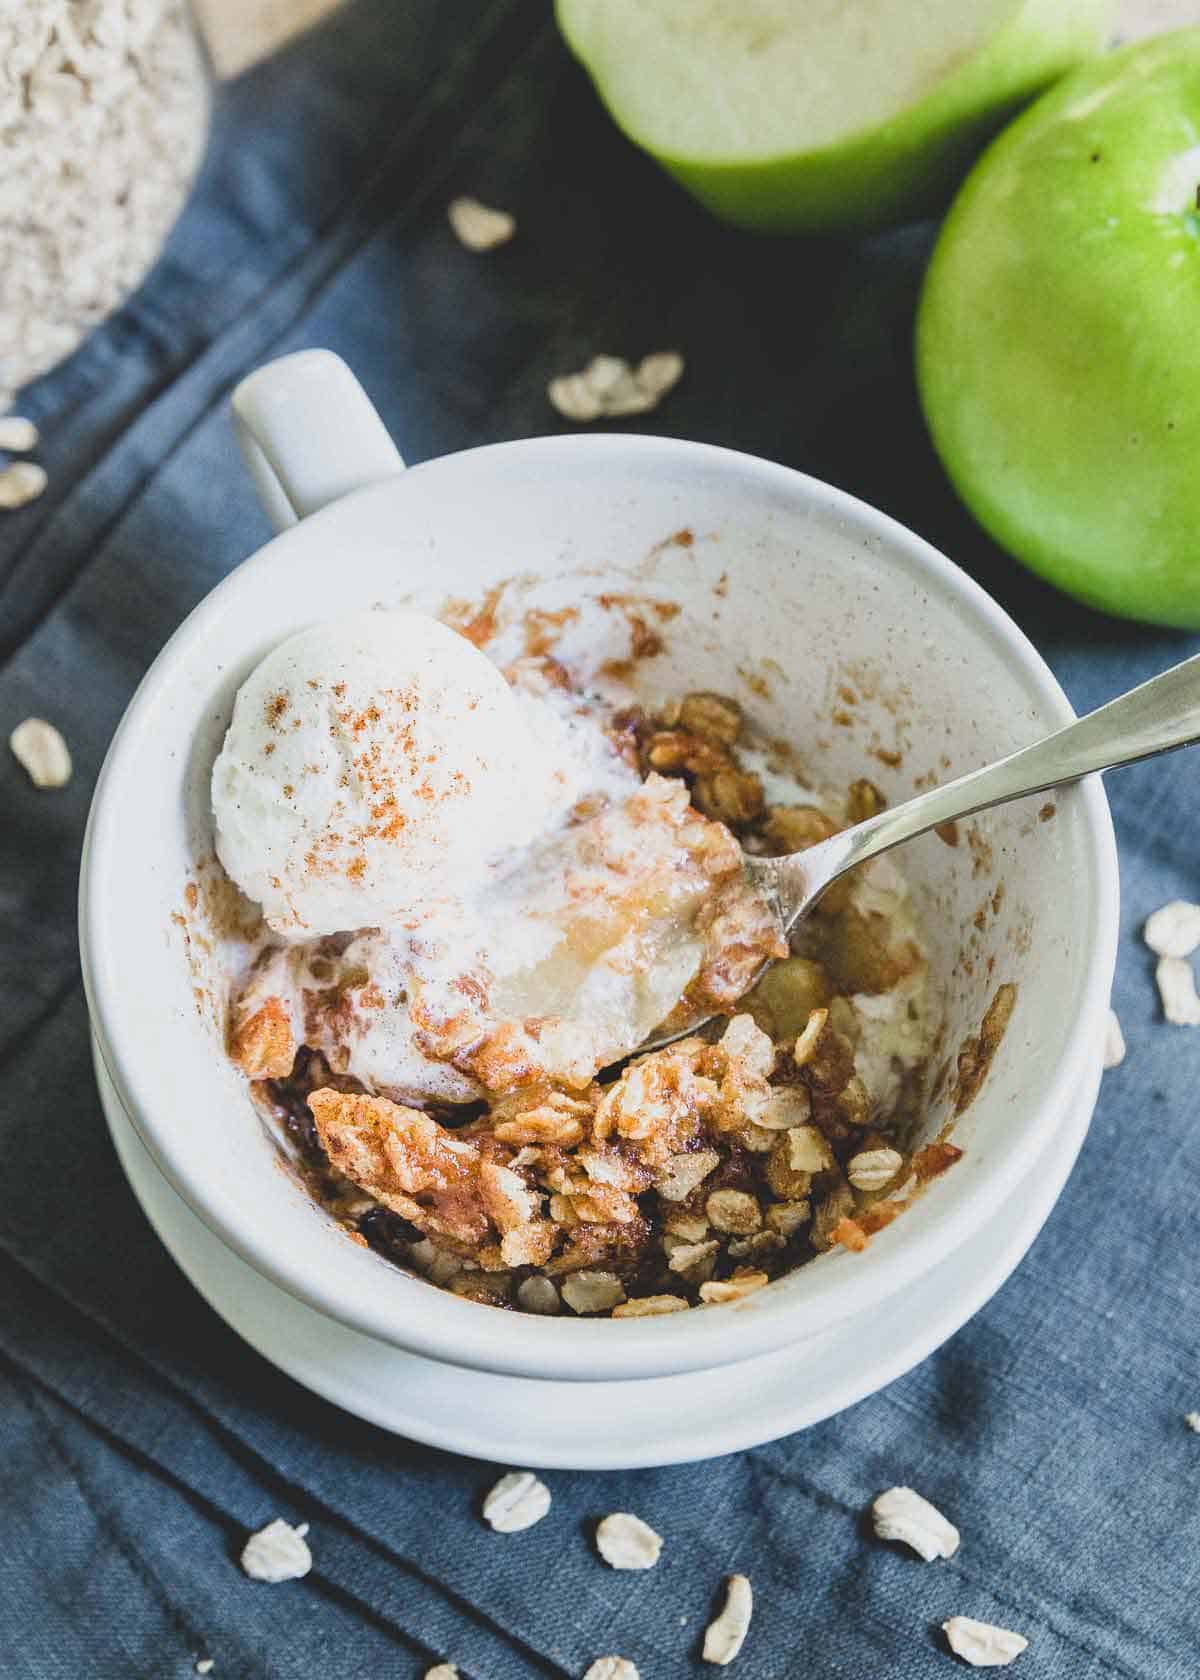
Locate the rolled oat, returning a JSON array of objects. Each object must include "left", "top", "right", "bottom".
[
  {"left": 702, "top": 1574, "right": 752, "bottom": 1665},
  {"left": 1144, "top": 900, "right": 1200, "bottom": 959},
  {"left": 425, "top": 1666, "right": 459, "bottom": 1680},
  {"left": 727, "top": 1230, "right": 784, "bottom": 1261},
  {"left": 1103, "top": 1008, "right": 1125, "bottom": 1070},
  {"left": 705, "top": 1188, "right": 762, "bottom": 1235},
  {"left": 409, "top": 1238, "right": 464, "bottom": 1287},
  {"left": 548, "top": 351, "right": 683, "bottom": 422},
  {"left": 595, "top": 1512, "right": 663, "bottom": 1569},
  {"left": 0, "top": 461, "right": 47, "bottom": 508},
  {"left": 561, "top": 1270, "right": 626, "bottom": 1315},
  {"left": 582, "top": 1661, "right": 639, "bottom": 1680},
  {"left": 848, "top": 1147, "right": 904, "bottom": 1191},
  {"left": 10, "top": 716, "right": 71, "bottom": 787},
  {"left": 657, "top": 1150, "right": 721, "bottom": 1202},
  {"left": 1184, "top": 1412, "right": 1200, "bottom": 1433},
  {"left": 759, "top": 1086, "right": 811, "bottom": 1129},
  {"left": 636, "top": 351, "right": 685, "bottom": 399},
  {"left": 667, "top": 1239, "right": 719, "bottom": 1281},
  {"left": 0, "top": 415, "right": 37, "bottom": 451},
  {"left": 1155, "top": 955, "right": 1200, "bottom": 1026},
  {"left": 942, "top": 1617, "right": 1028, "bottom": 1668},
  {"left": 482, "top": 1471, "right": 551, "bottom": 1533},
  {"left": 240, "top": 1518, "right": 312, "bottom": 1583},
  {"left": 767, "top": 1124, "right": 832, "bottom": 1201},
  {"left": 810, "top": 1181, "right": 856, "bottom": 1251},
  {"left": 610, "top": 1294, "right": 688, "bottom": 1317},
  {"left": 793, "top": 1006, "right": 828, "bottom": 1066},
  {"left": 446, "top": 196, "right": 515, "bottom": 251},
  {"left": 871, "top": 1486, "right": 960, "bottom": 1561},
  {"left": 664, "top": 1214, "right": 711, "bottom": 1242},
  {"left": 765, "top": 1199, "right": 811, "bottom": 1236},
  {"left": 699, "top": 1268, "right": 768, "bottom": 1306}
]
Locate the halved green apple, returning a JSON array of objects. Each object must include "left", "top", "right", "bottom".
[
  {"left": 556, "top": 0, "right": 1115, "bottom": 234},
  {"left": 918, "top": 28, "right": 1200, "bottom": 627}
]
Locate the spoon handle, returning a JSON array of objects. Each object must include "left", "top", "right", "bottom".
[{"left": 775, "top": 649, "right": 1200, "bottom": 920}]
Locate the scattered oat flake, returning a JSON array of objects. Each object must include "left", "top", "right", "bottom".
[
  {"left": 240, "top": 1518, "right": 311, "bottom": 1582},
  {"left": 1155, "top": 955, "right": 1200, "bottom": 1025},
  {"left": 1103, "top": 1008, "right": 1125, "bottom": 1069},
  {"left": 582, "top": 1660, "right": 639, "bottom": 1680},
  {"left": 636, "top": 350, "right": 684, "bottom": 397},
  {"left": 943, "top": 1617, "right": 1028, "bottom": 1668},
  {"left": 1185, "top": 1412, "right": 1200, "bottom": 1433},
  {"left": 596, "top": 1512, "right": 663, "bottom": 1570},
  {"left": 1144, "top": 900, "right": 1200, "bottom": 959},
  {"left": 0, "top": 460, "right": 47, "bottom": 507},
  {"left": 424, "top": 1665, "right": 459, "bottom": 1680},
  {"left": 548, "top": 351, "right": 684, "bottom": 422},
  {"left": 195, "top": 1663, "right": 214, "bottom": 1676},
  {"left": 447, "top": 195, "right": 515, "bottom": 251},
  {"left": 482, "top": 1470, "right": 551, "bottom": 1532},
  {"left": 10, "top": 717, "right": 72, "bottom": 787},
  {"left": 0, "top": 416, "right": 38, "bottom": 452},
  {"left": 703, "top": 1574, "right": 752, "bottom": 1665},
  {"left": 871, "top": 1486, "right": 960, "bottom": 1561}
]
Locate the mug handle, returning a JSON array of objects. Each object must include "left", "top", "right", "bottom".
[{"left": 230, "top": 349, "right": 406, "bottom": 532}]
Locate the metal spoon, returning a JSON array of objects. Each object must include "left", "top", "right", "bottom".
[{"left": 639, "top": 648, "right": 1200, "bottom": 1055}]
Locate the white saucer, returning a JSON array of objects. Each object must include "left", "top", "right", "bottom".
[{"left": 99, "top": 1045, "right": 1100, "bottom": 1470}]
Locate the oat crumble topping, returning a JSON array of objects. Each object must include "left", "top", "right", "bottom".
[{"left": 217, "top": 649, "right": 1001, "bottom": 1320}]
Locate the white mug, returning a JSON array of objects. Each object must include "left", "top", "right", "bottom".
[{"left": 79, "top": 350, "right": 1118, "bottom": 1387}]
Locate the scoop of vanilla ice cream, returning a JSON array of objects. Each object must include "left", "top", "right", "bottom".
[{"left": 212, "top": 610, "right": 562, "bottom": 937}]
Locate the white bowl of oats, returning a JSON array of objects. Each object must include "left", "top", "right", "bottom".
[{"left": 80, "top": 352, "right": 1118, "bottom": 1399}]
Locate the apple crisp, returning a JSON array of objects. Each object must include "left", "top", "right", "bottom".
[{"left": 228, "top": 667, "right": 949, "bottom": 1317}]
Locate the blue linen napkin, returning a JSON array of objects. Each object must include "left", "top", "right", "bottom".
[{"left": 1, "top": 2, "right": 1198, "bottom": 1674}]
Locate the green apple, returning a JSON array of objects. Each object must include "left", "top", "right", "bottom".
[
  {"left": 555, "top": 0, "right": 1115, "bottom": 234},
  {"left": 918, "top": 29, "right": 1200, "bottom": 628}
]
